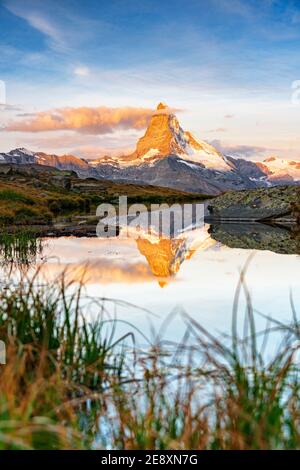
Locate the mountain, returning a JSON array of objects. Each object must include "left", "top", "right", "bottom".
[
  {"left": 35, "top": 152, "right": 91, "bottom": 177},
  {"left": 109, "top": 102, "right": 232, "bottom": 170},
  {"left": 0, "top": 148, "right": 36, "bottom": 165},
  {"left": 1, "top": 103, "right": 299, "bottom": 195},
  {"left": 84, "top": 102, "right": 300, "bottom": 193},
  {"left": 256, "top": 156, "right": 300, "bottom": 184},
  {"left": 87, "top": 103, "right": 261, "bottom": 194},
  {"left": 0, "top": 148, "right": 97, "bottom": 179}
]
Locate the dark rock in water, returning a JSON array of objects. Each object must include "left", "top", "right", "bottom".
[{"left": 209, "top": 223, "right": 299, "bottom": 255}]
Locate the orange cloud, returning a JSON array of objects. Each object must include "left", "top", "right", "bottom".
[
  {"left": 5, "top": 106, "right": 153, "bottom": 134},
  {"left": 37, "top": 260, "right": 155, "bottom": 285}
]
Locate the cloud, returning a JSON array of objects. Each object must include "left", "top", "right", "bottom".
[
  {"left": 4, "top": 0, "right": 67, "bottom": 50},
  {"left": 210, "top": 0, "right": 254, "bottom": 20},
  {"left": 0, "top": 104, "right": 22, "bottom": 112},
  {"left": 4, "top": 0, "right": 106, "bottom": 52},
  {"left": 210, "top": 139, "right": 272, "bottom": 158},
  {"left": 207, "top": 127, "right": 227, "bottom": 133},
  {"left": 39, "top": 259, "right": 155, "bottom": 285},
  {"left": 74, "top": 66, "right": 90, "bottom": 77},
  {"left": 72, "top": 146, "right": 134, "bottom": 159},
  {"left": 4, "top": 106, "right": 153, "bottom": 134},
  {"left": 13, "top": 128, "right": 140, "bottom": 156}
]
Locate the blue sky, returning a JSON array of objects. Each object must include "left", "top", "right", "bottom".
[{"left": 0, "top": 0, "right": 300, "bottom": 159}]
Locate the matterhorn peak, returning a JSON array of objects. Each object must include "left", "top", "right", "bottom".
[
  {"left": 124, "top": 102, "right": 232, "bottom": 172},
  {"left": 156, "top": 102, "right": 168, "bottom": 111}
]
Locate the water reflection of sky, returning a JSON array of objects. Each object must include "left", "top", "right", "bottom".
[{"left": 27, "top": 225, "right": 300, "bottom": 349}]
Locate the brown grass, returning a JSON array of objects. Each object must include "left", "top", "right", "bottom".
[{"left": 0, "top": 264, "right": 299, "bottom": 449}]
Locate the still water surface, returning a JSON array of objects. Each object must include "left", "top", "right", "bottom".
[{"left": 18, "top": 222, "right": 299, "bottom": 348}]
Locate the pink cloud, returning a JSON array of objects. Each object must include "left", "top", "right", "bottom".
[{"left": 4, "top": 106, "right": 153, "bottom": 134}]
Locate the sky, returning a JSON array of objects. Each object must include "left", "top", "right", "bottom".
[{"left": 0, "top": 0, "right": 300, "bottom": 160}]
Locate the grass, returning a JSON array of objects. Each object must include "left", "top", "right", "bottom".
[
  {"left": 47, "top": 195, "right": 90, "bottom": 215},
  {"left": 0, "top": 184, "right": 53, "bottom": 225},
  {"left": 0, "top": 230, "right": 42, "bottom": 271},
  {"left": 102, "top": 322, "right": 300, "bottom": 449},
  {"left": 0, "top": 269, "right": 133, "bottom": 449},
  {"left": 0, "top": 261, "right": 299, "bottom": 450},
  {"left": 0, "top": 182, "right": 92, "bottom": 225},
  {"left": 0, "top": 189, "right": 35, "bottom": 205},
  {"left": 0, "top": 165, "right": 210, "bottom": 226}
]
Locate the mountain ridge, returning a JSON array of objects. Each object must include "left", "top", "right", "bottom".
[{"left": 1, "top": 103, "right": 299, "bottom": 195}]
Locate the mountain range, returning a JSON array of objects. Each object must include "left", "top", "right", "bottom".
[{"left": 1, "top": 102, "right": 299, "bottom": 195}]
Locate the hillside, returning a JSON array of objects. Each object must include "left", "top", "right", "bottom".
[{"left": 0, "top": 164, "right": 208, "bottom": 226}]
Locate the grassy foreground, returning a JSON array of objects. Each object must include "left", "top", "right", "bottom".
[{"left": 0, "top": 268, "right": 299, "bottom": 450}]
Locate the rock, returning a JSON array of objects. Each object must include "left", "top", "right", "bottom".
[
  {"left": 209, "top": 223, "right": 299, "bottom": 255},
  {"left": 207, "top": 186, "right": 300, "bottom": 221}
]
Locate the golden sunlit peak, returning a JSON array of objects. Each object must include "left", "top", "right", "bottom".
[
  {"left": 158, "top": 280, "right": 168, "bottom": 288},
  {"left": 156, "top": 102, "right": 168, "bottom": 110}
]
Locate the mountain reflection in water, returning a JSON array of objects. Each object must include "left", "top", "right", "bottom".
[
  {"left": 1, "top": 221, "right": 299, "bottom": 345},
  {"left": 1, "top": 221, "right": 298, "bottom": 285}
]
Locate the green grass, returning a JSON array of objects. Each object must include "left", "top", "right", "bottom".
[
  {"left": 0, "top": 189, "right": 35, "bottom": 205},
  {"left": 0, "top": 270, "right": 133, "bottom": 449},
  {"left": 0, "top": 230, "right": 42, "bottom": 270},
  {"left": 0, "top": 183, "right": 90, "bottom": 226},
  {"left": 0, "top": 264, "right": 299, "bottom": 449},
  {"left": 0, "top": 165, "right": 211, "bottom": 226},
  {"left": 47, "top": 196, "right": 90, "bottom": 214}
]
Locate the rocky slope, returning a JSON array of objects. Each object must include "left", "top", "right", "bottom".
[
  {"left": 0, "top": 163, "right": 207, "bottom": 226},
  {"left": 0, "top": 148, "right": 36, "bottom": 165},
  {"left": 206, "top": 185, "right": 300, "bottom": 222},
  {"left": 36, "top": 152, "right": 91, "bottom": 177},
  {"left": 0, "top": 148, "right": 93, "bottom": 178}
]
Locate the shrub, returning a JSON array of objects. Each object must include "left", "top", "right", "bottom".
[
  {"left": 0, "top": 189, "right": 35, "bottom": 205},
  {"left": 0, "top": 207, "right": 14, "bottom": 224}
]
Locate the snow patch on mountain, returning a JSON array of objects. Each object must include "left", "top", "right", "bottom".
[
  {"left": 256, "top": 156, "right": 300, "bottom": 182},
  {"left": 0, "top": 103, "right": 299, "bottom": 194}
]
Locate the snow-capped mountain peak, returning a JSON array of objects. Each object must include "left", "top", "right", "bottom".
[
  {"left": 10, "top": 147, "right": 35, "bottom": 156},
  {"left": 0, "top": 103, "right": 299, "bottom": 195},
  {"left": 114, "top": 102, "right": 233, "bottom": 171},
  {"left": 256, "top": 156, "right": 300, "bottom": 182},
  {"left": 0, "top": 147, "right": 37, "bottom": 164}
]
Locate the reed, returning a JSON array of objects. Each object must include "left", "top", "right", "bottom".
[
  {"left": 0, "top": 269, "right": 133, "bottom": 449},
  {"left": 0, "top": 266, "right": 299, "bottom": 449}
]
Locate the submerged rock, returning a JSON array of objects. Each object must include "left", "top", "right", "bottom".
[{"left": 209, "top": 223, "right": 299, "bottom": 255}]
